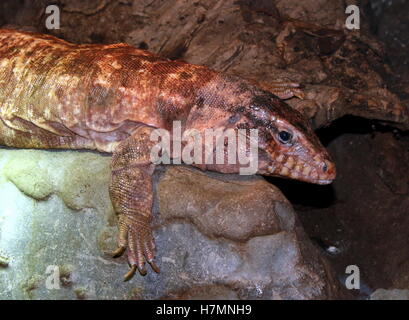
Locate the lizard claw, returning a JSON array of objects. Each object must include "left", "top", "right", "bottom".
[
  {"left": 114, "top": 214, "right": 160, "bottom": 281},
  {"left": 149, "top": 260, "right": 160, "bottom": 274},
  {"left": 112, "top": 246, "right": 126, "bottom": 258},
  {"left": 124, "top": 265, "right": 139, "bottom": 281}
]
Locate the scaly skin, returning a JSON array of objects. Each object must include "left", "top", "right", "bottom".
[{"left": 0, "top": 29, "right": 336, "bottom": 280}]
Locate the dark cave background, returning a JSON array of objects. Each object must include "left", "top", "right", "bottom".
[
  {"left": 296, "top": 1, "right": 409, "bottom": 294},
  {"left": 0, "top": 0, "right": 408, "bottom": 299},
  {"left": 274, "top": 0, "right": 409, "bottom": 294}
]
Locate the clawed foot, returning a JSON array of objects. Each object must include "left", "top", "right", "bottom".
[
  {"left": 259, "top": 81, "right": 305, "bottom": 100},
  {"left": 112, "top": 215, "right": 160, "bottom": 281}
]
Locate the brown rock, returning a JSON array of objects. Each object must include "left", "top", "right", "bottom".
[{"left": 157, "top": 166, "right": 293, "bottom": 241}]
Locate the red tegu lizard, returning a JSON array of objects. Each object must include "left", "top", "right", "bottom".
[{"left": 0, "top": 29, "right": 336, "bottom": 281}]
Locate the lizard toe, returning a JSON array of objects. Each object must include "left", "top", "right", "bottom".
[
  {"left": 114, "top": 214, "right": 157, "bottom": 279},
  {"left": 126, "top": 230, "right": 148, "bottom": 278},
  {"left": 149, "top": 260, "right": 160, "bottom": 274},
  {"left": 112, "top": 215, "right": 129, "bottom": 258},
  {"left": 144, "top": 238, "right": 160, "bottom": 273},
  {"left": 123, "top": 265, "right": 138, "bottom": 282},
  {"left": 112, "top": 246, "right": 126, "bottom": 258}
]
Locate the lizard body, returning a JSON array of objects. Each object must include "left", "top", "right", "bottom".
[{"left": 0, "top": 29, "right": 335, "bottom": 280}]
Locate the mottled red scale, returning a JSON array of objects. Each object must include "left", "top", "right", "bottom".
[{"left": 0, "top": 29, "right": 219, "bottom": 151}]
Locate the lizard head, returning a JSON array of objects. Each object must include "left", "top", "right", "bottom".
[
  {"left": 238, "top": 92, "right": 336, "bottom": 185},
  {"left": 190, "top": 74, "right": 335, "bottom": 184}
]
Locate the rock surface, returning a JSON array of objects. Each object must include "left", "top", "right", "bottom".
[
  {"left": 371, "top": 289, "right": 409, "bottom": 300},
  {"left": 0, "top": 149, "right": 342, "bottom": 299}
]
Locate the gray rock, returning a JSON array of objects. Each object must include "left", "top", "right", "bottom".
[
  {"left": 0, "top": 149, "right": 342, "bottom": 299},
  {"left": 371, "top": 289, "right": 409, "bottom": 300}
]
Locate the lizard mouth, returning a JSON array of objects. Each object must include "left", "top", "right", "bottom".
[
  {"left": 313, "top": 178, "right": 335, "bottom": 185},
  {"left": 265, "top": 159, "right": 336, "bottom": 185}
]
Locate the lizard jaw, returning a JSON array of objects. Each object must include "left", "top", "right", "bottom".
[
  {"left": 265, "top": 159, "right": 336, "bottom": 185},
  {"left": 314, "top": 178, "right": 335, "bottom": 185}
]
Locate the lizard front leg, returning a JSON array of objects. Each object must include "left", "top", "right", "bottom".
[{"left": 109, "top": 125, "right": 160, "bottom": 281}]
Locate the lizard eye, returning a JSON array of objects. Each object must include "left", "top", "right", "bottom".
[{"left": 278, "top": 130, "right": 293, "bottom": 144}]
